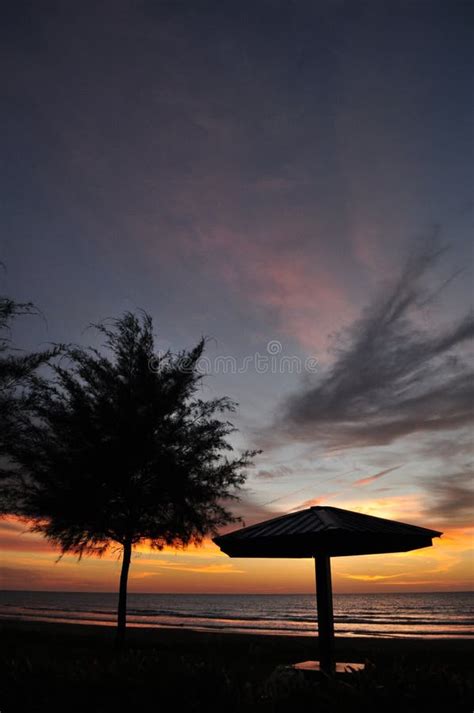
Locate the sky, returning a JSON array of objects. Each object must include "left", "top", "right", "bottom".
[{"left": 1, "top": 0, "right": 473, "bottom": 594}]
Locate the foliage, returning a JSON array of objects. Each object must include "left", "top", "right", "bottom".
[
  {"left": 6, "top": 311, "right": 256, "bottom": 553},
  {"left": 3, "top": 311, "right": 258, "bottom": 639},
  {"left": 0, "top": 294, "right": 60, "bottom": 481}
]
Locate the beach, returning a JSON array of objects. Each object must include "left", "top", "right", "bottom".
[{"left": 1, "top": 619, "right": 473, "bottom": 713}]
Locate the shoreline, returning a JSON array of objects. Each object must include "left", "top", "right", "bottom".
[
  {"left": 2, "top": 617, "right": 473, "bottom": 653},
  {"left": 0, "top": 613, "right": 473, "bottom": 640}
]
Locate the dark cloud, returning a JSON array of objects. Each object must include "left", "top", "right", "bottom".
[
  {"left": 273, "top": 243, "right": 474, "bottom": 448},
  {"left": 219, "top": 494, "right": 278, "bottom": 532},
  {"left": 254, "top": 465, "right": 293, "bottom": 480},
  {"left": 422, "top": 471, "right": 474, "bottom": 528},
  {"left": 0, "top": 565, "right": 113, "bottom": 591},
  {"left": 413, "top": 433, "right": 473, "bottom": 461},
  {"left": 0, "top": 566, "right": 46, "bottom": 588}
]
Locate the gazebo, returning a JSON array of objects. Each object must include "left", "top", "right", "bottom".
[{"left": 213, "top": 505, "right": 442, "bottom": 674}]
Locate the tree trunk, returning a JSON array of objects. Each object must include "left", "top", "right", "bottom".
[{"left": 116, "top": 538, "right": 132, "bottom": 650}]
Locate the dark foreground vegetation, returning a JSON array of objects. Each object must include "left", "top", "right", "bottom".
[{"left": 1, "top": 621, "right": 472, "bottom": 713}]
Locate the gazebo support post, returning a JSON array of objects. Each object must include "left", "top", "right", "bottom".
[{"left": 315, "top": 555, "right": 335, "bottom": 674}]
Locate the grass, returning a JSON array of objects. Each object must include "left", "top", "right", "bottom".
[{"left": 1, "top": 621, "right": 473, "bottom": 712}]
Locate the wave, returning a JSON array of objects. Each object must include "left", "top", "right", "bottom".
[
  {"left": 1, "top": 591, "right": 472, "bottom": 638},
  {"left": 1, "top": 611, "right": 473, "bottom": 639},
  {"left": 2, "top": 604, "right": 472, "bottom": 628}
]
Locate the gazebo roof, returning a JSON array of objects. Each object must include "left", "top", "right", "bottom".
[{"left": 213, "top": 505, "right": 442, "bottom": 558}]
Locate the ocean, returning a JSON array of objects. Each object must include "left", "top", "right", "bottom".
[{"left": 0, "top": 590, "right": 472, "bottom": 638}]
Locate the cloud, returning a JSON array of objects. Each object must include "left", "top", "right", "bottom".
[
  {"left": 271, "top": 242, "right": 474, "bottom": 448},
  {"left": 145, "top": 560, "right": 244, "bottom": 575},
  {"left": 412, "top": 432, "right": 473, "bottom": 461},
  {"left": 0, "top": 534, "right": 54, "bottom": 554},
  {"left": 422, "top": 470, "right": 474, "bottom": 528},
  {"left": 254, "top": 465, "right": 293, "bottom": 480},
  {"left": 0, "top": 517, "right": 27, "bottom": 533},
  {"left": 352, "top": 465, "right": 401, "bottom": 487},
  {"left": 0, "top": 564, "right": 114, "bottom": 591},
  {"left": 218, "top": 494, "right": 279, "bottom": 532},
  {"left": 341, "top": 573, "right": 407, "bottom": 582},
  {"left": 291, "top": 492, "right": 340, "bottom": 511}
]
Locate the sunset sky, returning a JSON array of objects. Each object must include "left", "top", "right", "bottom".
[{"left": 1, "top": 1, "right": 473, "bottom": 594}]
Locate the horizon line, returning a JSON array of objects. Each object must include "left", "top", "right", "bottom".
[{"left": 1, "top": 589, "right": 472, "bottom": 596}]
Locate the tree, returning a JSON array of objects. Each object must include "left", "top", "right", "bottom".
[
  {"left": 0, "top": 294, "right": 60, "bottom": 480},
  {"left": 4, "top": 312, "right": 258, "bottom": 646}
]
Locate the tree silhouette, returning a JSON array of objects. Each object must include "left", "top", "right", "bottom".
[
  {"left": 0, "top": 295, "right": 60, "bottom": 480},
  {"left": 4, "top": 312, "right": 258, "bottom": 646}
]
